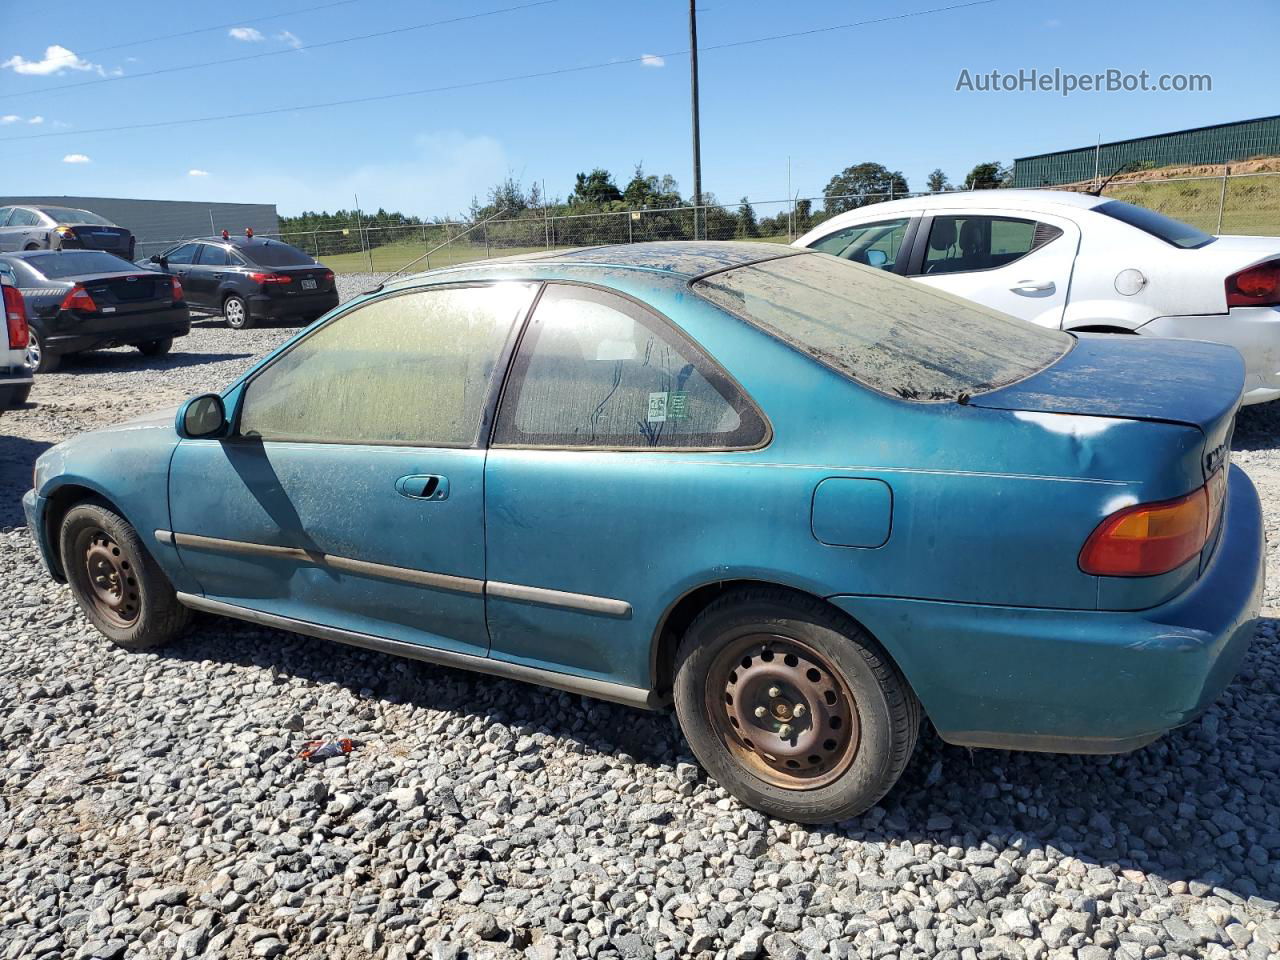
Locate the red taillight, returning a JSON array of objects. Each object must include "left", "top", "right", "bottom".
[
  {"left": 323, "top": 270, "right": 334, "bottom": 284},
  {"left": 1226, "top": 259, "right": 1280, "bottom": 307},
  {"left": 1079, "top": 475, "right": 1222, "bottom": 577},
  {"left": 171, "top": 277, "right": 184, "bottom": 301},
  {"left": 60, "top": 284, "right": 97, "bottom": 313},
  {"left": 3, "top": 285, "right": 29, "bottom": 350},
  {"left": 250, "top": 272, "right": 292, "bottom": 285}
]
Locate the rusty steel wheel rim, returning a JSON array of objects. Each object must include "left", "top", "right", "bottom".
[
  {"left": 706, "top": 633, "right": 860, "bottom": 790},
  {"left": 82, "top": 529, "right": 140, "bottom": 628}
]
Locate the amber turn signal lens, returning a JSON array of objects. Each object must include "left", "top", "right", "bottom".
[{"left": 1079, "top": 484, "right": 1212, "bottom": 577}]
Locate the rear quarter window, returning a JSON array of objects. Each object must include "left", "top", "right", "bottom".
[{"left": 694, "top": 252, "right": 1071, "bottom": 401}]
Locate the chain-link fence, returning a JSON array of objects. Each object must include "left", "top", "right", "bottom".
[{"left": 133, "top": 172, "right": 1280, "bottom": 275}]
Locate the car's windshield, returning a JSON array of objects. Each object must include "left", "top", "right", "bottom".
[
  {"left": 1094, "top": 199, "right": 1215, "bottom": 249},
  {"left": 23, "top": 251, "right": 137, "bottom": 278},
  {"left": 694, "top": 252, "right": 1072, "bottom": 401},
  {"left": 243, "top": 241, "right": 314, "bottom": 267},
  {"left": 37, "top": 207, "right": 116, "bottom": 226}
]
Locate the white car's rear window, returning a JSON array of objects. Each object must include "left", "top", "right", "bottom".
[{"left": 693, "top": 252, "right": 1071, "bottom": 401}]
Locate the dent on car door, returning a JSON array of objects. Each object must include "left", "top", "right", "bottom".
[
  {"left": 909, "top": 212, "right": 1080, "bottom": 327},
  {"left": 483, "top": 283, "right": 772, "bottom": 690},
  {"left": 166, "top": 282, "right": 537, "bottom": 655}
]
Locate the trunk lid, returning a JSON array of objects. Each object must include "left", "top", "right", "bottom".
[
  {"left": 260, "top": 265, "right": 334, "bottom": 297},
  {"left": 76, "top": 271, "right": 181, "bottom": 316},
  {"left": 70, "top": 225, "right": 132, "bottom": 253},
  {"left": 971, "top": 333, "right": 1241, "bottom": 479}
]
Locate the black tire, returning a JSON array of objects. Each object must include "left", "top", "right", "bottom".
[
  {"left": 59, "top": 501, "right": 191, "bottom": 649},
  {"left": 27, "top": 328, "right": 58, "bottom": 373},
  {"left": 137, "top": 337, "right": 173, "bottom": 357},
  {"left": 223, "top": 294, "right": 253, "bottom": 329},
  {"left": 127, "top": 238, "right": 136, "bottom": 261},
  {"left": 673, "top": 587, "right": 920, "bottom": 823},
  {"left": 23, "top": 242, "right": 39, "bottom": 251}
]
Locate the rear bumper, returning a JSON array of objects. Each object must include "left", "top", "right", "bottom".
[
  {"left": 830, "top": 464, "right": 1264, "bottom": 753},
  {"left": 42, "top": 307, "right": 191, "bottom": 354},
  {"left": 248, "top": 290, "right": 338, "bottom": 320},
  {"left": 1140, "top": 306, "right": 1280, "bottom": 404},
  {"left": 0, "top": 359, "right": 34, "bottom": 389}
]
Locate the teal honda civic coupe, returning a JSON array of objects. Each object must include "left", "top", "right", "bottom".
[{"left": 23, "top": 242, "right": 1263, "bottom": 823}]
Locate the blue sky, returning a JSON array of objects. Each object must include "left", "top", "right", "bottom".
[{"left": 0, "top": 0, "right": 1273, "bottom": 218}]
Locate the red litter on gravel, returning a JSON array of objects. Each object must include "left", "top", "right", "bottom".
[{"left": 299, "top": 738, "right": 355, "bottom": 762}]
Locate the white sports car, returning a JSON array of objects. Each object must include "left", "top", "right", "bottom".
[{"left": 794, "top": 190, "right": 1280, "bottom": 404}]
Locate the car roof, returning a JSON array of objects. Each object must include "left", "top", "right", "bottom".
[
  {"left": 189, "top": 236, "right": 298, "bottom": 250},
  {"left": 825, "top": 189, "right": 1108, "bottom": 217},
  {"left": 4, "top": 249, "right": 124, "bottom": 260},
  {"left": 392, "top": 240, "right": 801, "bottom": 287}
]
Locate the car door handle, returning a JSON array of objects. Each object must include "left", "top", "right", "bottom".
[
  {"left": 395, "top": 474, "right": 449, "bottom": 501},
  {"left": 1010, "top": 279, "right": 1055, "bottom": 293},
  {"left": 212, "top": 273, "right": 224, "bottom": 279}
]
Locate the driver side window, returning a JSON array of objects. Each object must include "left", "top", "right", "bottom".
[
  {"left": 237, "top": 284, "right": 536, "bottom": 447},
  {"left": 164, "top": 243, "right": 201, "bottom": 265},
  {"left": 808, "top": 218, "right": 910, "bottom": 270}
]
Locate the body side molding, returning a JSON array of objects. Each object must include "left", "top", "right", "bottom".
[{"left": 175, "top": 593, "right": 659, "bottom": 710}]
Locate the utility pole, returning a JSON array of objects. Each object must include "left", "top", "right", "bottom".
[{"left": 689, "top": 0, "right": 702, "bottom": 241}]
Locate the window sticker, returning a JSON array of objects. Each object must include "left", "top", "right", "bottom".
[
  {"left": 647, "top": 392, "right": 668, "bottom": 423},
  {"left": 668, "top": 391, "right": 688, "bottom": 420}
]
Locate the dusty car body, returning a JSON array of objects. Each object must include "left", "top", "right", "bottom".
[{"left": 24, "top": 242, "right": 1263, "bottom": 822}]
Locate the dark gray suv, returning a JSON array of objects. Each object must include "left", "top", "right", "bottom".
[{"left": 143, "top": 235, "right": 337, "bottom": 329}]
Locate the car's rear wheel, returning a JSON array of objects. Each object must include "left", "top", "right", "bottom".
[
  {"left": 223, "top": 294, "right": 252, "bottom": 329},
  {"left": 137, "top": 337, "right": 173, "bottom": 357},
  {"left": 673, "top": 588, "right": 920, "bottom": 823},
  {"left": 27, "top": 329, "right": 58, "bottom": 373},
  {"left": 60, "top": 502, "right": 190, "bottom": 649}
]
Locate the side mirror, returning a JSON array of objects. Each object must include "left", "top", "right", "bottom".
[
  {"left": 149, "top": 254, "right": 161, "bottom": 263},
  {"left": 177, "top": 393, "right": 227, "bottom": 439},
  {"left": 865, "top": 249, "right": 889, "bottom": 268}
]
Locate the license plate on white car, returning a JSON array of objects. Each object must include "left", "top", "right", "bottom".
[{"left": 301, "top": 279, "right": 318, "bottom": 290}]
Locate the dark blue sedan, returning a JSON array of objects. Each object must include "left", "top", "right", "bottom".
[{"left": 24, "top": 242, "right": 1263, "bottom": 822}]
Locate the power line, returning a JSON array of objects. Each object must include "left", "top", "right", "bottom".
[
  {"left": 0, "top": 0, "right": 1001, "bottom": 144},
  {"left": 14, "top": 0, "right": 365, "bottom": 64},
  {"left": 1, "top": 0, "right": 566, "bottom": 102}
]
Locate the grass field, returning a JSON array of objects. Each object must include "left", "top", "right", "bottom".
[{"left": 1103, "top": 175, "right": 1280, "bottom": 236}]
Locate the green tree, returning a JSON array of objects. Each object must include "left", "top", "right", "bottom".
[
  {"left": 735, "top": 197, "right": 759, "bottom": 238},
  {"left": 963, "top": 161, "right": 1011, "bottom": 190},
  {"left": 621, "top": 165, "right": 682, "bottom": 208},
  {"left": 568, "top": 168, "right": 623, "bottom": 207},
  {"left": 822, "top": 162, "right": 909, "bottom": 214},
  {"left": 926, "top": 168, "right": 951, "bottom": 193}
]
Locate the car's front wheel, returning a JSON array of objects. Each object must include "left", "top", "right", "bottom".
[
  {"left": 673, "top": 588, "right": 920, "bottom": 823},
  {"left": 137, "top": 337, "right": 173, "bottom": 357},
  {"left": 60, "top": 501, "right": 191, "bottom": 649},
  {"left": 27, "top": 329, "right": 58, "bottom": 373},
  {"left": 223, "top": 294, "right": 252, "bottom": 329}
]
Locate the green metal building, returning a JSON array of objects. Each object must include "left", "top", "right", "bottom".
[{"left": 1013, "top": 114, "right": 1280, "bottom": 187}]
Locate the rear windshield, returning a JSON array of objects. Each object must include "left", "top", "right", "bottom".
[
  {"left": 1094, "top": 200, "right": 1214, "bottom": 249},
  {"left": 694, "top": 252, "right": 1071, "bottom": 401},
  {"left": 38, "top": 207, "right": 115, "bottom": 226},
  {"left": 243, "top": 241, "right": 314, "bottom": 267},
  {"left": 23, "top": 251, "right": 136, "bottom": 279}
]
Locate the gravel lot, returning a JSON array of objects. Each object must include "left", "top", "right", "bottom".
[{"left": 1, "top": 277, "right": 1278, "bottom": 960}]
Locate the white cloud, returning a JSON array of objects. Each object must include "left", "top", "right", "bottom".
[
  {"left": 27, "top": 115, "right": 43, "bottom": 125},
  {"left": 62, "top": 154, "right": 91, "bottom": 164},
  {"left": 640, "top": 53, "right": 665, "bottom": 68},
  {"left": 229, "top": 27, "right": 265, "bottom": 42},
  {"left": 2, "top": 44, "right": 116, "bottom": 77},
  {"left": 0, "top": 115, "right": 18, "bottom": 124},
  {"left": 277, "top": 30, "right": 303, "bottom": 50},
  {"left": 188, "top": 169, "right": 209, "bottom": 177}
]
